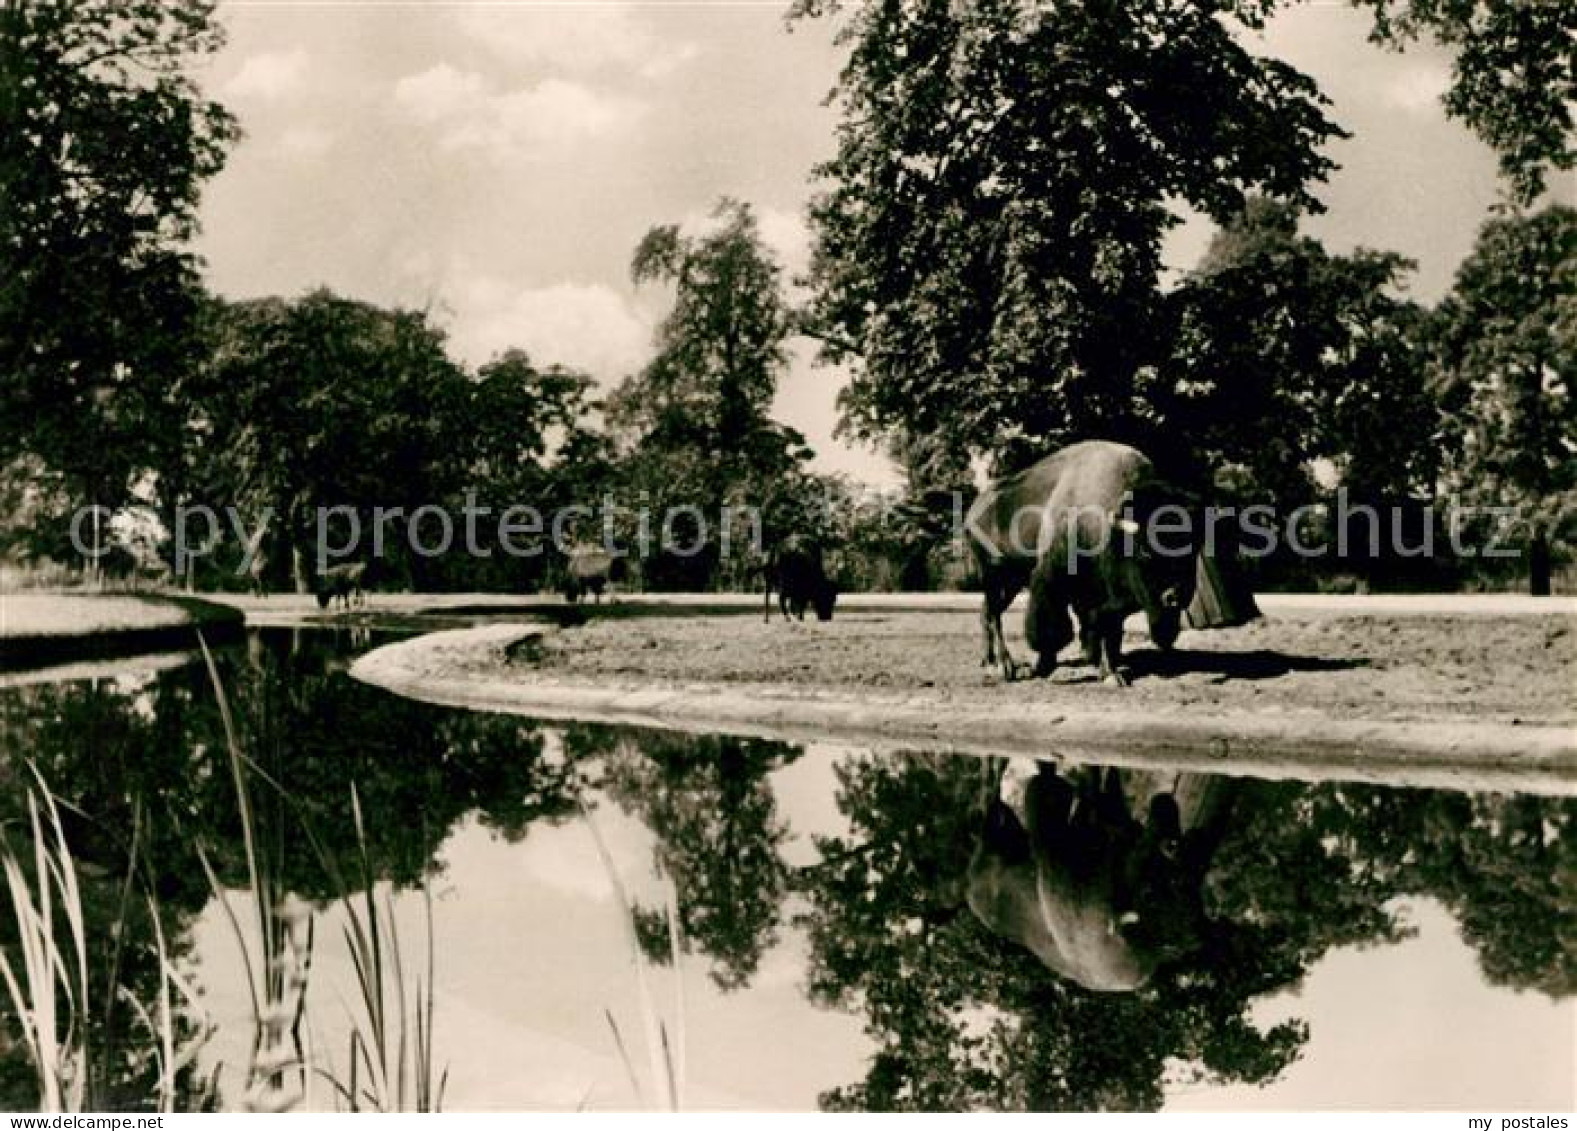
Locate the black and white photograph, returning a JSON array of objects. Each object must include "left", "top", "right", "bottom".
[{"left": 0, "top": 0, "right": 1573, "bottom": 1115}]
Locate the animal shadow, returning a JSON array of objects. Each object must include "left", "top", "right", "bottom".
[{"left": 1126, "top": 647, "right": 1369, "bottom": 683}]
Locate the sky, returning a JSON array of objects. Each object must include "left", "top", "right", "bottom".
[{"left": 195, "top": 0, "right": 1514, "bottom": 488}]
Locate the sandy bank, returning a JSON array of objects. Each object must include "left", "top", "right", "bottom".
[
  {"left": 352, "top": 605, "right": 1577, "bottom": 796},
  {"left": 0, "top": 591, "right": 243, "bottom": 670}
]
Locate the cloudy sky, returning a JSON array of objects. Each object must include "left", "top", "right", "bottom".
[{"left": 196, "top": 0, "right": 1506, "bottom": 487}]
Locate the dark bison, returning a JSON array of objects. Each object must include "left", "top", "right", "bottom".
[
  {"left": 763, "top": 539, "right": 837, "bottom": 622},
  {"left": 563, "top": 547, "right": 616, "bottom": 604},
  {"left": 314, "top": 562, "right": 366, "bottom": 611},
  {"left": 966, "top": 758, "right": 1236, "bottom": 992},
  {"left": 967, "top": 440, "right": 1204, "bottom": 684}
]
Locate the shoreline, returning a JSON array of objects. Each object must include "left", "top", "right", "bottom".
[
  {"left": 0, "top": 591, "right": 244, "bottom": 671},
  {"left": 351, "top": 622, "right": 1577, "bottom": 797}
]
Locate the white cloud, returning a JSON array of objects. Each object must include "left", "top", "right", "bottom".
[
  {"left": 224, "top": 49, "right": 310, "bottom": 102},
  {"left": 445, "top": 277, "right": 653, "bottom": 380},
  {"left": 392, "top": 64, "right": 643, "bottom": 156},
  {"left": 458, "top": 6, "right": 699, "bottom": 79},
  {"left": 509, "top": 808, "right": 660, "bottom": 905},
  {"left": 274, "top": 125, "right": 334, "bottom": 159},
  {"left": 1382, "top": 60, "right": 1451, "bottom": 113},
  {"left": 391, "top": 62, "right": 486, "bottom": 124}
]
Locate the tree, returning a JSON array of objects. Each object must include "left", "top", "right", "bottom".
[
  {"left": 611, "top": 198, "right": 813, "bottom": 588},
  {"left": 1164, "top": 198, "right": 1437, "bottom": 506},
  {"left": 0, "top": 0, "right": 237, "bottom": 511},
  {"left": 193, "top": 293, "right": 473, "bottom": 590},
  {"left": 450, "top": 349, "right": 607, "bottom": 592},
  {"left": 795, "top": 0, "right": 1343, "bottom": 470},
  {"left": 1430, "top": 205, "right": 1576, "bottom": 594},
  {"left": 1352, "top": 0, "right": 1575, "bottom": 205}
]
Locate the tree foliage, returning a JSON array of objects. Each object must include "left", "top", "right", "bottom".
[
  {"left": 191, "top": 293, "right": 473, "bottom": 588},
  {"left": 1165, "top": 198, "right": 1436, "bottom": 503},
  {"left": 1352, "top": 0, "right": 1575, "bottom": 204},
  {"left": 0, "top": 0, "right": 237, "bottom": 501},
  {"left": 611, "top": 198, "right": 817, "bottom": 587},
  {"left": 600, "top": 731, "right": 801, "bottom": 989},
  {"left": 1429, "top": 205, "right": 1576, "bottom": 591},
  {"left": 795, "top": 0, "right": 1344, "bottom": 468}
]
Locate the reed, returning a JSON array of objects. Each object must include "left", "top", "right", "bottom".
[
  {"left": 0, "top": 770, "right": 89, "bottom": 1112},
  {"left": 194, "top": 633, "right": 312, "bottom": 1113},
  {"left": 0, "top": 767, "right": 209, "bottom": 1112},
  {"left": 194, "top": 631, "right": 446, "bottom": 1113},
  {"left": 316, "top": 788, "right": 447, "bottom": 1113},
  {"left": 584, "top": 808, "right": 687, "bottom": 1112}
]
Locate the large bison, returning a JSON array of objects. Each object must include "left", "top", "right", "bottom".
[
  {"left": 763, "top": 538, "right": 837, "bottom": 623},
  {"left": 967, "top": 440, "right": 1206, "bottom": 684},
  {"left": 966, "top": 758, "right": 1236, "bottom": 992}
]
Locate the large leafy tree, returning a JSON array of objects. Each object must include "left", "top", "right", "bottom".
[
  {"left": 1164, "top": 198, "right": 1436, "bottom": 505},
  {"left": 1430, "top": 205, "right": 1576, "bottom": 594},
  {"left": 447, "top": 349, "right": 609, "bottom": 592},
  {"left": 795, "top": 0, "right": 1343, "bottom": 470},
  {"left": 192, "top": 292, "right": 473, "bottom": 590},
  {"left": 0, "top": 0, "right": 237, "bottom": 507},
  {"left": 610, "top": 198, "right": 815, "bottom": 588}
]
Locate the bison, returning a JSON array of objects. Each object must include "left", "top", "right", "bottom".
[
  {"left": 314, "top": 562, "right": 366, "bottom": 612},
  {"left": 967, "top": 440, "right": 1203, "bottom": 684},
  {"left": 563, "top": 547, "right": 616, "bottom": 604},
  {"left": 763, "top": 538, "right": 837, "bottom": 623}
]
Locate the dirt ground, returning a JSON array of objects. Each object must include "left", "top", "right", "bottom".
[{"left": 526, "top": 606, "right": 1575, "bottom": 729}]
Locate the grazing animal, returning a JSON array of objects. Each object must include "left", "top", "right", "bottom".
[
  {"left": 966, "top": 759, "right": 1234, "bottom": 992},
  {"left": 563, "top": 547, "right": 615, "bottom": 604},
  {"left": 966, "top": 440, "right": 1200, "bottom": 684},
  {"left": 315, "top": 562, "right": 366, "bottom": 611},
  {"left": 763, "top": 538, "right": 837, "bottom": 622}
]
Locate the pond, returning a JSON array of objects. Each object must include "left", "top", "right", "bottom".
[{"left": 0, "top": 627, "right": 1571, "bottom": 1111}]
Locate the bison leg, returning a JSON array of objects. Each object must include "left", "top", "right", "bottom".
[
  {"left": 1025, "top": 561, "right": 1074, "bottom": 679},
  {"left": 763, "top": 582, "right": 773, "bottom": 623},
  {"left": 1078, "top": 615, "right": 1102, "bottom": 667},
  {"left": 1097, "top": 612, "right": 1129, "bottom": 686},
  {"left": 980, "top": 579, "right": 1022, "bottom": 679},
  {"left": 979, "top": 592, "right": 997, "bottom": 667}
]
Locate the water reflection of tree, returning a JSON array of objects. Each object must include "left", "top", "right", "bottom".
[
  {"left": 797, "top": 753, "right": 1574, "bottom": 1111},
  {"left": 0, "top": 630, "right": 591, "bottom": 1109},
  {"left": 1, "top": 632, "right": 588, "bottom": 903},
  {"left": 596, "top": 730, "right": 801, "bottom": 990}
]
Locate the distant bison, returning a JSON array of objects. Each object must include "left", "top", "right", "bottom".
[
  {"left": 563, "top": 547, "right": 616, "bottom": 604},
  {"left": 764, "top": 539, "right": 837, "bottom": 623},
  {"left": 967, "top": 440, "right": 1202, "bottom": 685},
  {"left": 315, "top": 562, "right": 366, "bottom": 611}
]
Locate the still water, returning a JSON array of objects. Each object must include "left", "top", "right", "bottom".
[{"left": 0, "top": 627, "right": 1571, "bottom": 1111}]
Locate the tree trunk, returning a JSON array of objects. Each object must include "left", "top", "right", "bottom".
[
  {"left": 1529, "top": 527, "right": 1552, "bottom": 596},
  {"left": 291, "top": 541, "right": 309, "bottom": 594}
]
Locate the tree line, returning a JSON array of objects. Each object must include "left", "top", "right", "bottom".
[{"left": 1, "top": 0, "right": 1572, "bottom": 593}]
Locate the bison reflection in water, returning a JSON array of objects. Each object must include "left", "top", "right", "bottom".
[{"left": 966, "top": 758, "right": 1235, "bottom": 992}]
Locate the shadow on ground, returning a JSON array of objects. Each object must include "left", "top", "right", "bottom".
[{"left": 1127, "top": 647, "right": 1370, "bottom": 682}]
